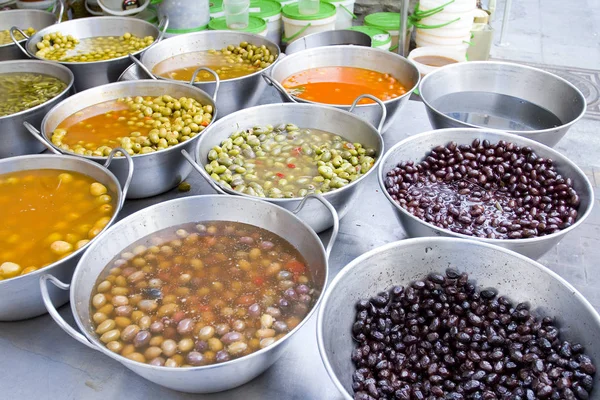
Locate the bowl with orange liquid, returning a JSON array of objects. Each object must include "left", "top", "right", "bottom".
[
  {"left": 267, "top": 45, "right": 420, "bottom": 132},
  {"left": 0, "top": 152, "right": 131, "bottom": 320}
]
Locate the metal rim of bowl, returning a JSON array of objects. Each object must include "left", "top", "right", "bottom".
[
  {"left": 0, "top": 153, "right": 124, "bottom": 287},
  {"left": 41, "top": 79, "right": 218, "bottom": 160},
  {"left": 418, "top": 60, "right": 588, "bottom": 136},
  {"left": 140, "top": 31, "right": 282, "bottom": 85},
  {"left": 0, "top": 59, "right": 74, "bottom": 121},
  {"left": 194, "top": 102, "right": 385, "bottom": 204},
  {"left": 270, "top": 45, "right": 421, "bottom": 109},
  {"left": 0, "top": 9, "right": 57, "bottom": 49},
  {"left": 377, "top": 127, "right": 595, "bottom": 247},
  {"left": 26, "top": 16, "right": 161, "bottom": 66},
  {"left": 316, "top": 236, "right": 600, "bottom": 400},
  {"left": 70, "top": 194, "right": 329, "bottom": 371}
]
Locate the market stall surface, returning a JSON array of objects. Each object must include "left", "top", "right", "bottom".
[{"left": 1, "top": 90, "right": 599, "bottom": 399}]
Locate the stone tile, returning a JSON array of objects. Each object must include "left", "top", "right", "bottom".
[{"left": 542, "top": 43, "right": 600, "bottom": 70}]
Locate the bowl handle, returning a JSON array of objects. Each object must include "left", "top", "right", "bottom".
[
  {"left": 9, "top": 27, "right": 33, "bottom": 58},
  {"left": 261, "top": 73, "right": 297, "bottom": 103},
  {"left": 157, "top": 16, "right": 170, "bottom": 43},
  {"left": 128, "top": 53, "right": 157, "bottom": 80},
  {"left": 103, "top": 147, "right": 134, "bottom": 206},
  {"left": 23, "top": 121, "right": 61, "bottom": 154},
  {"left": 189, "top": 67, "right": 220, "bottom": 103},
  {"left": 39, "top": 274, "right": 99, "bottom": 352},
  {"left": 181, "top": 149, "right": 228, "bottom": 195},
  {"left": 292, "top": 194, "right": 340, "bottom": 259},
  {"left": 349, "top": 94, "right": 387, "bottom": 134},
  {"left": 53, "top": 0, "right": 65, "bottom": 23}
]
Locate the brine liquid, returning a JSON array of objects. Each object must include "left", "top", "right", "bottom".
[{"left": 431, "top": 92, "right": 563, "bottom": 131}]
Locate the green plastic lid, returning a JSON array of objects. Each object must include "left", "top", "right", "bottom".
[
  {"left": 348, "top": 26, "right": 391, "bottom": 47},
  {"left": 208, "top": 16, "right": 267, "bottom": 34},
  {"left": 250, "top": 0, "right": 282, "bottom": 18},
  {"left": 364, "top": 12, "right": 400, "bottom": 31},
  {"left": 282, "top": 2, "right": 336, "bottom": 20},
  {"left": 209, "top": 0, "right": 223, "bottom": 13}
]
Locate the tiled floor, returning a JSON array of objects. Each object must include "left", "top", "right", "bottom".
[{"left": 485, "top": 0, "right": 600, "bottom": 310}]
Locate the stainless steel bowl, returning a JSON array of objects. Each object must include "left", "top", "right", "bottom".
[
  {"left": 0, "top": 8, "right": 59, "bottom": 61},
  {"left": 284, "top": 30, "right": 371, "bottom": 55},
  {"left": 183, "top": 102, "right": 385, "bottom": 233},
  {"left": 267, "top": 45, "right": 420, "bottom": 133},
  {"left": 0, "top": 60, "right": 73, "bottom": 158},
  {"left": 41, "top": 194, "right": 338, "bottom": 393},
  {"left": 13, "top": 16, "right": 167, "bottom": 92},
  {"left": 0, "top": 152, "right": 131, "bottom": 321},
  {"left": 378, "top": 128, "right": 594, "bottom": 260},
  {"left": 119, "top": 31, "right": 280, "bottom": 117},
  {"left": 317, "top": 238, "right": 600, "bottom": 399},
  {"left": 26, "top": 79, "right": 217, "bottom": 199},
  {"left": 419, "top": 61, "right": 587, "bottom": 147}
]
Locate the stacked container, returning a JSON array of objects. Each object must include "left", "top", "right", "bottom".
[
  {"left": 250, "top": 0, "right": 282, "bottom": 45},
  {"left": 414, "top": 0, "right": 476, "bottom": 55},
  {"left": 322, "top": 0, "right": 356, "bottom": 30}
]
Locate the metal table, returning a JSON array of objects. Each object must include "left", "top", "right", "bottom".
[{"left": 1, "top": 92, "right": 598, "bottom": 399}]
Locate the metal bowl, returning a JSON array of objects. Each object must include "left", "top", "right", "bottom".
[
  {"left": 0, "top": 8, "right": 59, "bottom": 61},
  {"left": 0, "top": 152, "right": 130, "bottom": 321},
  {"left": 25, "top": 79, "right": 217, "bottom": 199},
  {"left": 317, "top": 238, "right": 600, "bottom": 399},
  {"left": 378, "top": 128, "right": 594, "bottom": 260},
  {"left": 0, "top": 60, "right": 73, "bottom": 158},
  {"left": 284, "top": 30, "right": 371, "bottom": 55},
  {"left": 41, "top": 194, "right": 337, "bottom": 393},
  {"left": 119, "top": 31, "right": 280, "bottom": 117},
  {"left": 419, "top": 61, "right": 587, "bottom": 147},
  {"left": 267, "top": 45, "right": 420, "bottom": 133},
  {"left": 183, "top": 102, "right": 385, "bottom": 233},
  {"left": 13, "top": 16, "right": 167, "bottom": 92}
]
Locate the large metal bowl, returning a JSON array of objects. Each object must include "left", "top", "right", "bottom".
[
  {"left": 26, "top": 79, "right": 217, "bottom": 199},
  {"left": 317, "top": 238, "right": 600, "bottom": 399},
  {"left": 0, "top": 152, "right": 130, "bottom": 321},
  {"left": 419, "top": 61, "right": 587, "bottom": 147},
  {"left": 283, "top": 30, "right": 371, "bottom": 55},
  {"left": 119, "top": 30, "right": 280, "bottom": 117},
  {"left": 0, "top": 8, "right": 58, "bottom": 61},
  {"left": 0, "top": 60, "right": 73, "bottom": 158},
  {"left": 41, "top": 194, "right": 338, "bottom": 393},
  {"left": 183, "top": 102, "right": 385, "bottom": 233},
  {"left": 13, "top": 16, "right": 166, "bottom": 92},
  {"left": 378, "top": 128, "right": 594, "bottom": 260},
  {"left": 267, "top": 45, "right": 420, "bottom": 133}
]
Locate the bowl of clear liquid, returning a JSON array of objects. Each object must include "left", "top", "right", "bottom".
[{"left": 418, "top": 61, "right": 586, "bottom": 147}]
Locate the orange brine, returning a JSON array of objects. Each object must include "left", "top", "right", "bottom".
[{"left": 281, "top": 66, "right": 407, "bottom": 105}]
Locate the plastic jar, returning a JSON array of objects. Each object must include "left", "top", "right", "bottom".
[
  {"left": 210, "top": 0, "right": 224, "bottom": 18},
  {"left": 272, "top": 0, "right": 296, "bottom": 6},
  {"left": 281, "top": 1, "right": 336, "bottom": 44},
  {"left": 347, "top": 25, "right": 391, "bottom": 51},
  {"left": 364, "top": 12, "right": 402, "bottom": 50},
  {"left": 322, "top": 0, "right": 355, "bottom": 30},
  {"left": 250, "top": 0, "right": 282, "bottom": 45},
  {"left": 158, "top": 0, "right": 210, "bottom": 36},
  {"left": 135, "top": 4, "right": 159, "bottom": 24},
  {"left": 208, "top": 15, "right": 268, "bottom": 36}
]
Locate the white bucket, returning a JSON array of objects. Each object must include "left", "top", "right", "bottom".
[
  {"left": 416, "top": 23, "right": 472, "bottom": 39},
  {"left": 415, "top": 33, "right": 470, "bottom": 50},
  {"left": 282, "top": 2, "right": 337, "bottom": 43},
  {"left": 408, "top": 46, "right": 466, "bottom": 76},
  {"left": 419, "top": 8, "right": 475, "bottom": 29},
  {"left": 263, "top": 14, "right": 282, "bottom": 45},
  {"left": 324, "top": 0, "right": 356, "bottom": 30},
  {"left": 250, "top": 0, "right": 282, "bottom": 45},
  {"left": 419, "top": 0, "right": 476, "bottom": 14}
]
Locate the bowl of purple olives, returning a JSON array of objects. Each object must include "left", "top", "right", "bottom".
[
  {"left": 317, "top": 237, "right": 600, "bottom": 400},
  {"left": 378, "top": 128, "right": 594, "bottom": 260}
]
